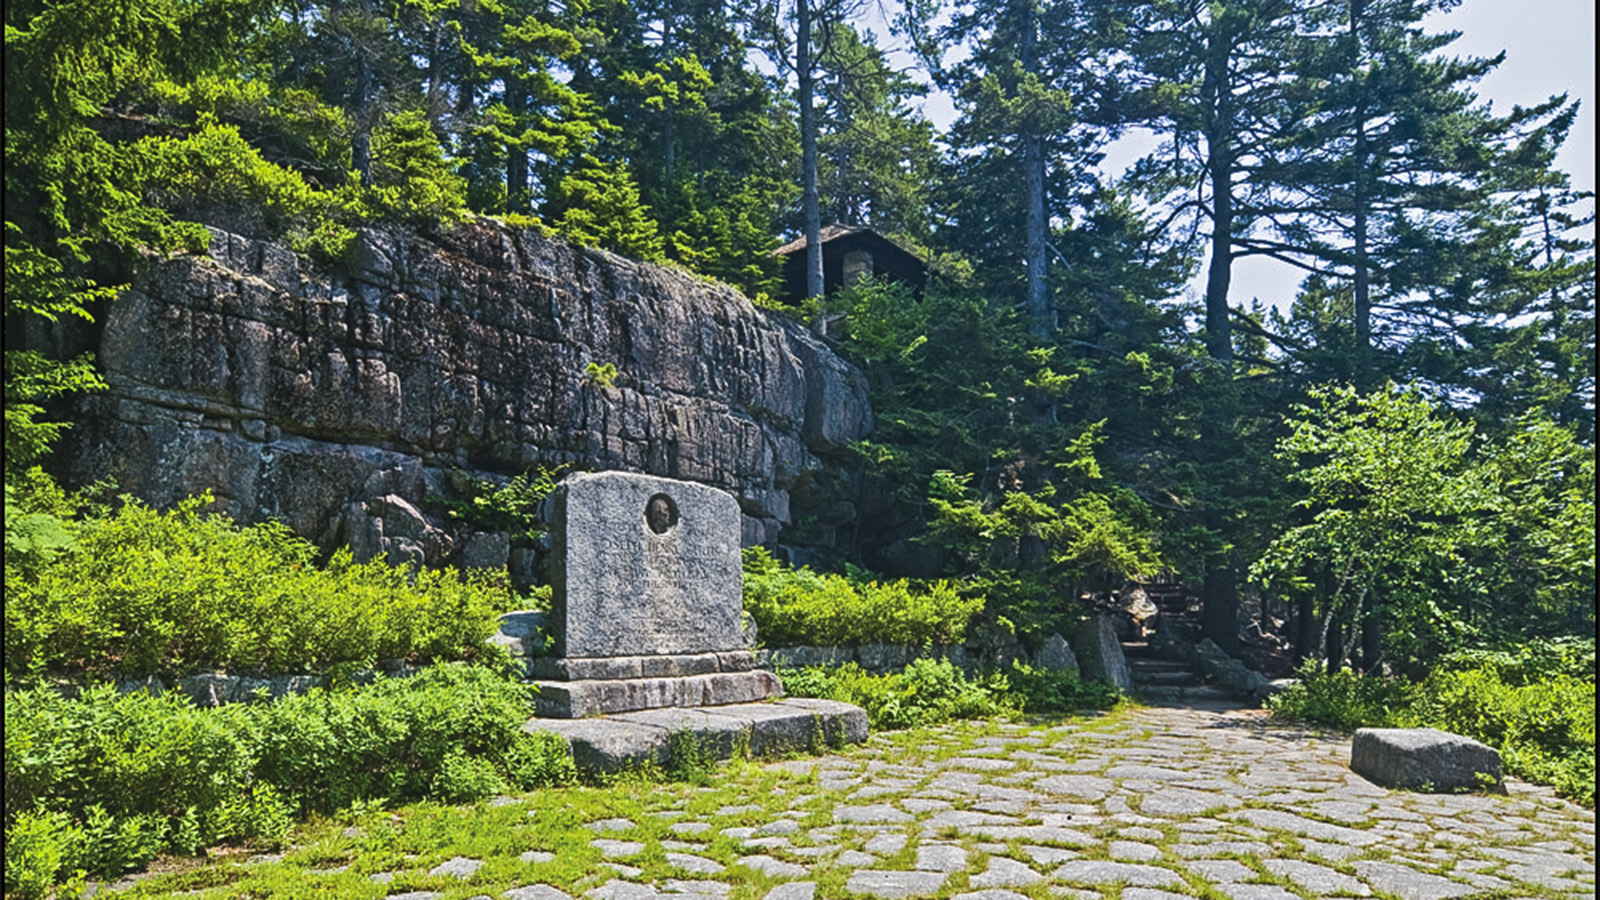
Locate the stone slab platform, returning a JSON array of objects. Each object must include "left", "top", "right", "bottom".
[
  {"left": 533, "top": 670, "right": 783, "bottom": 718},
  {"left": 524, "top": 698, "right": 868, "bottom": 773}
]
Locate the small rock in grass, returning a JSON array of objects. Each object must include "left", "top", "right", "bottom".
[
  {"left": 661, "top": 880, "right": 731, "bottom": 898},
  {"left": 592, "top": 839, "right": 645, "bottom": 859},
  {"left": 588, "top": 818, "right": 638, "bottom": 833},
  {"left": 520, "top": 850, "right": 556, "bottom": 864},
  {"left": 504, "top": 887, "right": 575, "bottom": 900},
  {"left": 430, "top": 857, "right": 483, "bottom": 879},
  {"left": 665, "top": 853, "right": 725, "bottom": 875}
]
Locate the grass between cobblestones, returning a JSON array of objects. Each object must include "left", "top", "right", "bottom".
[{"left": 54, "top": 703, "right": 1596, "bottom": 900}]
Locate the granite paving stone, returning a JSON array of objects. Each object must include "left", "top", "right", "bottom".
[
  {"left": 735, "top": 855, "right": 808, "bottom": 879},
  {"left": 970, "top": 857, "right": 1044, "bottom": 887},
  {"left": 1351, "top": 861, "right": 1477, "bottom": 900},
  {"left": 835, "top": 850, "right": 879, "bottom": 866},
  {"left": 590, "top": 840, "right": 645, "bottom": 859},
  {"left": 1213, "top": 884, "right": 1302, "bottom": 900},
  {"left": 1021, "top": 845, "right": 1080, "bottom": 865},
  {"left": 1121, "top": 890, "right": 1193, "bottom": 900},
  {"left": 864, "top": 833, "right": 909, "bottom": 854},
  {"left": 664, "top": 853, "right": 724, "bottom": 875},
  {"left": 844, "top": 870, "right": 949, "bottom": 898},
  {"left": 519, "top": 851, "right": 557, "bottom": 864},
  {"left": 1185, "top": 859, "right": 1256, "bottom": 883},
  {"left": 1262, "top": 858, "right": 1372, "bottom": 895},
  {"left": 1109, "top": 841, "right": 1163, "bottom": 862},
  {"left": 588, "top": 819, "right": 638, "bottom": 833},
  {"left": 834, "top": 803, "right": 913, "bottom": 824},
  {"left": 657, "top": 883, "right": 727, "bottom": 898},
  {"left": 914, "top": 843, "right": 970, "bottom": 872},
  {"left": 587, "top": 882, "right": 659, "bottom": 900},
  {"left": 1052, "top": 860, "right": 1185, "bottom": 887},
  {"left": 430, "top": 856, "right": 484, "bottom": 878},
  {"left": 503, "top": 886, "right": 575, "bottom": 900}
]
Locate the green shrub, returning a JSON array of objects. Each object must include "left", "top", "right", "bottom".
[
  {"left": 1000, "top": 662, "right": 1122, "bottom": 713},
  {"left": 779, "top": 659, "right": 998, "bottom": 730},
  {"left": 1266, "top": 660, "right": 1420, "bottom": 731},
  {"left": 2, "top": 663, "right": 573, "bottom": 890},
  {"left": 250, "top": 664, "right": 572, "bottom": 813},
  {"left": 743, "top": 548, "right": 982, "bottom": 647},
  {"left": 5, "top": 493, "right": 513, "bottom": 677},
  {"left": 1432, "top": 635, "right": 1596, "bottom": 685},
  {"left": 4, "top": 810, "right": 81, "bottom": 900},
  {"left": 778, "top": 657, "right": 1119, "bottom": 731}
]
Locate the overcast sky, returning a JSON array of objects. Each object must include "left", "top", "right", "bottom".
[{"left": 887, "top": 0, "right": 1596, "bottom": 311}]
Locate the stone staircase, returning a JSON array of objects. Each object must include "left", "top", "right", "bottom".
[{"left": 1122, "top": 640, "right": 1233, "bottom": 704}]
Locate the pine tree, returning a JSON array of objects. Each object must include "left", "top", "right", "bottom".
[{"left": 815, "top": 24, "right": 938, "bottom": 243}]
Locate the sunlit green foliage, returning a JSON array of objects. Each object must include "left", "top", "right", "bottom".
[
  {"left": 742, "top": 547, "right": 981, "bottom": 647},
  {"left": 3, "top": 664, "right": 574, "bottom": 889},
  {"left": 778, "top": 657, "right": 1120, "bottom": 731},
  {"left": 1253, "top": 383, "right": 1596, "bottom": 668},
  {"left": 5, "top": 491, "right": 514, "bottom": 678}
]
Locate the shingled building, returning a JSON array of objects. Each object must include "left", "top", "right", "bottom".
[{"left": 775, "top": 224, "right": 926, "bottom": 305}]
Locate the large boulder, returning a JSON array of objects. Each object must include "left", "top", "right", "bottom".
[
  {"left": 1071, "top": 613, "right": 1132, "bottom": 692},
  {"left": 1036, "top": 632, "right": 1081, "bottom": 679},
  {"left": 1351, "top": 728, "right": 1503, "bottom": 793},
  {"left": 1194, "top": 638, "right": 1274, "bottom": 702}
]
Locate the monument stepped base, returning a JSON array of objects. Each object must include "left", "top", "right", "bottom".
[
  {"left": 533, "top": 670, "right": 783, "bottom": 718},
  {"left": 525, "top": 698, "right": 868, "bottom": 773}
]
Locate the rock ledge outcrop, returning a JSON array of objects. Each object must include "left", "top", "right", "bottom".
[{"left": 55, "top": 220, "right": 872, "bottom": 572}]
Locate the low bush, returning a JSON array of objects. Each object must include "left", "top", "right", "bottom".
[
  {"left": 2, "top": 663, "right": 574, "bottom": 894},
  {"left": 5, "top": 492, "right": 514, "bottom": 678},
  {"left": 742, "top": 548, "right": 982, "bottom": 647},
  {"left": 1269, "top": 642, "right": 1595, "bottom": 805},
  {"left": 779, "top": 657, "right": 1119, "bottom": 731},
  {"left": 1266, "top": 661, "right": 1420, "bottom": 731}
]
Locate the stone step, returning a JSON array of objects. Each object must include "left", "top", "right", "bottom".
[
  {"left": 1128, "top": 658, "right": 1192, "bottom": 673},
  {"left": 1132, "top": 669, "right": 1202, "bottom": 687},
  {"left": 525, "top": 698, "right": 868, "bottom": 773},
  {"left": 1137, "top": 684, "right": 1235, "bottom": 703},
  {"left": 1120, "top": 642, "right": 1155, "bottom": 660},
  {"left": 532, "top": 670, "right": 783, "bottom": 718}
]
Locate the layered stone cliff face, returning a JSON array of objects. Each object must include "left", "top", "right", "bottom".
[{"left": 55, "top": 220, "right": 871, "bottom": 576}]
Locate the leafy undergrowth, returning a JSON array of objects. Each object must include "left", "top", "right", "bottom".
[
  {"left": 3, "top": 664, "right": 575, "bottom": 895},
  {"left": 779, "top": 656, "right": 1121, "bottom": 730},
  {"left": 742, "top": 547, "right": 983, "bottom": 647},
  {"left": 1268, "top": 637, "right": 1595, "bottom": 806},
  {"left": 6, "top": 480, "right": 515, "bottom": 678}
]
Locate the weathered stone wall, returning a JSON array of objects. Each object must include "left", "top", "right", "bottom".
[{"left": 52, "top": 220, "right": 872, "bottom": 573}]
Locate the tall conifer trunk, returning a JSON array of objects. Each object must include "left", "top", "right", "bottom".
[
  {"left": 1018, "top": 0, "right": 1050, "bottom": 339},
  {"left": 1198, "top": 15, "right": 1238, "bottom": 652},
  {"left": 1351, "top": 0, "right": 1372, "bottom": 383},
  {"left": 352, "top": 0, "right": 376, "bottom": 187},
  {"left": 1201, "top": 30, "right": 1233, "bottom": 364},
  {"left": 798, "top": 0, "right": 824, "bottom": 302},
  {"left": 506, "top": 80, "right": 529, "bottom": 213}
]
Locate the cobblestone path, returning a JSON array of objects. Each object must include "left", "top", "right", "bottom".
[{"left": 550, "top": 702, "right": 1594, "bottom": 900}]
